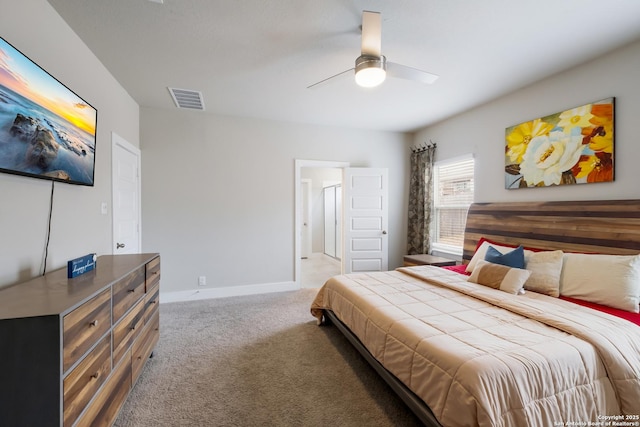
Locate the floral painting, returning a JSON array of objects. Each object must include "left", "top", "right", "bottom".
[{"left": 505, "top": 98, "right": 614, "bottom": 189}]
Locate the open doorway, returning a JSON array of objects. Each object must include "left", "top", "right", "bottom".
[
  {"left": 323, "top": 183, "right": 341, "bottom": 260},
  {"left": 295, "top": 160, "right": 349, "bottom": 288}
]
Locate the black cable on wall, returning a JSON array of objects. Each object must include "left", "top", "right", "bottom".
[{"left": 42, "top": 179, "right": 54, "bottom": 275}]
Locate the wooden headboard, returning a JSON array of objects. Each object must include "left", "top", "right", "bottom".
[{"left": 462, "top": 199, "right": 640, "bottom": 264}]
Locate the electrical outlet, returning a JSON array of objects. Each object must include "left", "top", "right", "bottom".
[{"left": 198, "top": 276, "right": 206, "bottom": 287}]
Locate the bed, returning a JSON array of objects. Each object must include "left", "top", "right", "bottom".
[{"left": 310, "top": 199, "right": 640, "bottom": 427}]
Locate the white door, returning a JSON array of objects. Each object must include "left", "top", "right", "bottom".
[
  {"left": 112, "top": 132, "right": 141, "bottom": 254},
  {"left": 343, "top": 168, "right": 388, "bottom": 273},
  {"left": 301, "top": 179, "right": 312, "bottom": 259}
]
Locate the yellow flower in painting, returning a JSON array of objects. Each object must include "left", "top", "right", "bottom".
[
  {"left": 557, "top": 104, "right": 594, "bottom": 132},
  {"left": 519, "top": 131, "right": 584, "bottom": 186},
  {"left": 589, "top": 124, "right": 613, "bottom": 153},
  {"left": 573, "top": 152, "right": 613, "bottom": 182},
  {"left": 506, "top": 119, "right": 554, "bottom": 163},
  {"left": 585, "top": 103, "right": 613, "bottom": 153}
]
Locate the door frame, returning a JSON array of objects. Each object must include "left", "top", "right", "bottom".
[
  {"left": 112, "top": 132, "right": 142, "bottom": 254},
  {"left": 294, "top": 159, "right": 349, "bottom": 287},
  {"left": 301, "top": 178, "right": 312, "bottom": 259}
]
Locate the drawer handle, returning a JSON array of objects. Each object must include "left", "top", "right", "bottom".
[
  {"left": 89, "top": 320, "right": 99, "bottom": 327},
  {"left": 150, "top": 300, "right": 157, "bottom": 304},
  {"left": 128, "top": 289, "right": 136, "bottom": 293},
  {"left": 91, "top": 372, "right": 100, "bottom": 380},
  {"left": 131, "top": 325, "right": 136, "bottom": 331}
]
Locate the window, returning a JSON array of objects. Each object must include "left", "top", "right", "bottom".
[{"left": 431, "top": 156, "right": 474, "bottom": 255}]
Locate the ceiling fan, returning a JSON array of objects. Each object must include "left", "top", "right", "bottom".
[{"left": 307, "top": 10, "right": 439, "bottom": 89}]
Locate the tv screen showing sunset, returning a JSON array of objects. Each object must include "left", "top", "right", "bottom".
[{"left": 0, "top": 37, "right": 97, "bottom": 186}]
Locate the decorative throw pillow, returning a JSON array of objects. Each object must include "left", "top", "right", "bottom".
[
  {"left": 485, "top": 245, "right": 525, "bottom": 269},
  {"left": 466, "top": 240, "right": 519, "bottom": 273},
  {"left": 560, "top": 253, "right": 640, "bottom": 313},
  {"left": 468, "top": 260, "right": 531, "bottom": 295},
  {"left": 523, "top": 250, "right": 564, "bottom": 297}
]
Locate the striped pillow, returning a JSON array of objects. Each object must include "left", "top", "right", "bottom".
[{"left": 468, "top": 260, "right": 531, "bottom": 295}]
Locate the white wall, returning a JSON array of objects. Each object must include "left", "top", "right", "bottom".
[
  {"left": 140, "top": 107, "right": 410, "bottom": 296},
  {"left": 0, "top": 0, "right": 140, "bottom": 288},
  {"left": 414, "top": 38, "right": 640, "bottom": 203}
]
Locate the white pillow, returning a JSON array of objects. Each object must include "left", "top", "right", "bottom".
[
  {"left": 468, "top": 260, "right": 531, "bottom": 295},
  {"left": 560, "top": 253, "right": 640, "bottom": 312},
  {"left": 523, "top": 250, "right": 564, "bottom": 297},
  {"left": 466, "top": 241, "right": 518, "bottom": 273}
]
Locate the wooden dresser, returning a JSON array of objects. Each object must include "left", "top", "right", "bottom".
[{"left": 0, "top": 253, "right": 160, "bottom": 427}]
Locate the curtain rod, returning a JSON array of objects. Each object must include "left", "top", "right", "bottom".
[{"left": 411, "top": 141, "right": 436, "bottom": 153}]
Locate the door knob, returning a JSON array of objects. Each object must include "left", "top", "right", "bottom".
[
  {"left": 117, "top": 243, "right": 125, "bottom": 249},
  {"left": 382, "top": 230, "right": 387, "bottom": 235}
]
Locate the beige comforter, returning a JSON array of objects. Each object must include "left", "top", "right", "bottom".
[{"left": 310, "top": 266, "right": 640, "bottom": 427}]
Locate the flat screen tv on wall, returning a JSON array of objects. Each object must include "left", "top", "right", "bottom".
[{"left": 0, "top": 37, "right": 97, "bottom": 186}]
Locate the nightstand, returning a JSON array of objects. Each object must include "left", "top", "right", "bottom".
[{"left": 403, "top": 254, "right": 457, "bottom": 267}]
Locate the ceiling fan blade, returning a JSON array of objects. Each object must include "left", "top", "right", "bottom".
[
  {"left": 361, "top": 11, "right": 382, "bottom": 57},
  {"left": 386, "top": 62, "right": 439, "bottom": 84},
  {"left": 306, "top": 68, "right": 354, "bottom": 89}
]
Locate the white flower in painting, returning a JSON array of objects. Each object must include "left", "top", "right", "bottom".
[
  {"left": 557, "top": 104, "right": 594, "bottom": 132},
  {"left": 519, "top": 130, "right": 584, "bottom": 186}
]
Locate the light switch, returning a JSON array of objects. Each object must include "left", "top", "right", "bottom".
[{"left": 101, "top": 202, "right": 108, "bottom": 215}]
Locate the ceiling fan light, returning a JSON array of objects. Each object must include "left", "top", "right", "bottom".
[
  {"left": 355, "top": 67, "right": 386, "bottom": 87},
  {"left": 355, "top": 55, "right": 386, "bottom": 87}
]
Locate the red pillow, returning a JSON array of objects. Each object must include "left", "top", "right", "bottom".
[{"left": 475, "top": 237, "right": 545, "bottom": 253}]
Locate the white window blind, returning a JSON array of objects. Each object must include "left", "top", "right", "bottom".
[{"left": 432, "top": 156, "right": 474, "bottom": 254}]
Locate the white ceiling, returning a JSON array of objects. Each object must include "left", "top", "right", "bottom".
[{"left": 47, "top": 0, "right": 640, "bottom": 132}]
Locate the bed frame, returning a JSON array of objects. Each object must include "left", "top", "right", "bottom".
[
  {"left": 463, "top": 199, "right": 640, "bottom": 261},
  {"left": 323, "top": 199, "right": 640, "bottom": 425},
  {"left": 323, "top": 310, "right": 442, "bottom": 426}
]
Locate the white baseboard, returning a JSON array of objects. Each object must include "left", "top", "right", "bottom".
[{"left": 159, "top": 281, "right": 299, "bottom": 304}]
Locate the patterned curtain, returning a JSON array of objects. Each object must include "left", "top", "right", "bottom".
[{"left": 407, "top": 143, "right": 436, "bottom": 254}]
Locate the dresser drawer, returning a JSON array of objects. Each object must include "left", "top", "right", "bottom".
[
  {"left": 132, "top": 310, "right": 159, "bottom": 384},
  {"left": 112, "top": 266, "right": 145, "bottom": 324},
  {"left": 143, "top": 282, "right": 160, "bottom": 323},
  {"left": 63, "top": 333, "right": 111, "bottom": 427},
  {"left": 113, "top": 298, "right": 145, "bottom": 365},
  {"left": 145, "top": 256, "right": 160, "bottom": 292},
  {"left": 63, "top": 288, "right": 111, "bottom": 372},
  {"left": 76, "top": 349, "right": 132, "bottom": 427}
]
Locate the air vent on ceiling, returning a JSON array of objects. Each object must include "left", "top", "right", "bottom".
[{"left": 168, "top": 87, "right": 205, "bottom": 110}]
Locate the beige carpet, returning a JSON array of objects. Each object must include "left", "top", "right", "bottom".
[{"left": 114, "top": 288, "right": 423, "bottom": 427}]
